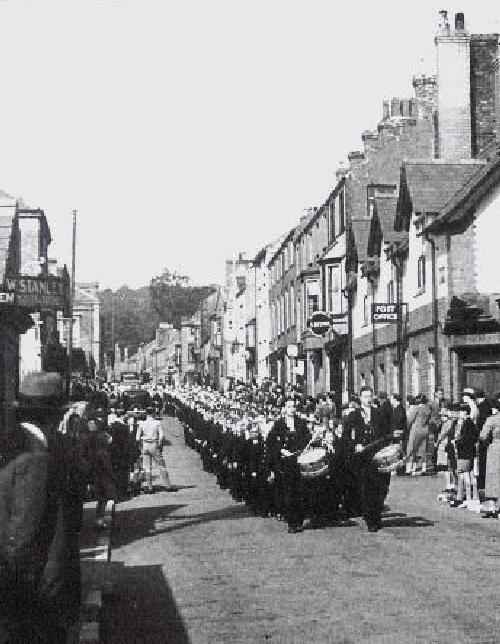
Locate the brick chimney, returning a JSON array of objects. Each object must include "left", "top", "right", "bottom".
[
  {"left": 361, "top": 130, "right": 380, "bottom": 156},
  {"left": 470, "top": 33, "right": 499, "bottom": 156},
  {"left": 412, "top": 74, "right": 437, "bottom": 120},
  {"left": 435, "top": 10, "right": 472, "bottom": 160}
]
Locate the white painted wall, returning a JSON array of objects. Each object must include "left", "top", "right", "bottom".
[{"left": 474, "top": 182, "right": 500, "bottom": 294}]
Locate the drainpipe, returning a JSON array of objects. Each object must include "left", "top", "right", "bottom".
[
  {"left": 347, "top": 287, "right": 354, "bottom": 397},
  {"left": 425, "top": 233, "right": 440, "bottom": 388},
  {"left": 369, "top": 275, "right": 378, "bottom": 392},
  {"left": 394, "top": 254, "right": 404, "bottom": 397}
]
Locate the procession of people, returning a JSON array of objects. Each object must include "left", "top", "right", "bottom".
[
  {"left": 4, "top": 367, "right": 500, "bottom": 641},
  {"left": 168, "top": 378, "right": 500, "bottom": 532},
  {"left": 169, "top": 381, "right": 401, "bottom": 534}
]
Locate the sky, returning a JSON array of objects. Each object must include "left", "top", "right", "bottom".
[{"left": 0, "top": 1, "right": 498, "bottom": 290}]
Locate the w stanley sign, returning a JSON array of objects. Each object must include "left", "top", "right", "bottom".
[{"left": 1, "top": 274, "right": 70, "bottom": 311}]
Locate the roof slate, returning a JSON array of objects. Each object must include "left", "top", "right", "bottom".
[
  {"left": 426, "top": 154, "right": 500, "bottom": 231},
  {"left": 351, "top": 219, "right": 371, "bottom": 263},
  {"left": 374, "top": 196, "right": 408, "bottom": 245},
  {"left": 403, "top": 160, "right": 484, "bottom": 215}
]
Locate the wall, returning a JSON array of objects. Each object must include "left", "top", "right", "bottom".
[
  {"left": 472, "top": 181, "right": 500, "bottom": 295},
  {"left": 436, "top": 32, "right": 472, "bottom": 160},
  {"left": 470, "top": 35, "right": 499, "bottom": 157}
]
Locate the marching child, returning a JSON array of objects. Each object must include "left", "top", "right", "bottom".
[{"left": 450, "top": 403, "right": 479, "bottom": 509}]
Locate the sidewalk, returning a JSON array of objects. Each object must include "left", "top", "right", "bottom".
[{"left": 67, "top": 500, "right": 115, "bottom": 644}]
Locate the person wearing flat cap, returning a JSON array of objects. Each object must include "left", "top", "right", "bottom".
[{"left": 0, "top": 371, "right": 82, "bottom": 643}]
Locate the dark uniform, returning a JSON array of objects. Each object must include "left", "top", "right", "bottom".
[
  {"left": 266, "top": 416, "right": 310, "bottom": 531},
  {"left": 343, "top": 406, "right": 391, "bottom": 531}
]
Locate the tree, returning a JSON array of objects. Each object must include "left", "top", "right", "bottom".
[
  {"left": 149, "top": 269, "right": 215, "bottom": 329},
  {"left": 99, "top": 285, "right": 160, "bottom": 361}
]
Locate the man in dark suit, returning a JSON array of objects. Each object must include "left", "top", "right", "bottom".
[
  {"left": 343, "top": 386, "right": 392, "bottom": 532},
  {"left": 266, "top": 398, "right": 311, "bottom": 533}
]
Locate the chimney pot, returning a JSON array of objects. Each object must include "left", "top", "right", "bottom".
[
  {"left": 455, "top": 12, "right": 465, "bottom": 32},
  {"left": 438, "top": 9, "right": 450, "bottom": 35}
]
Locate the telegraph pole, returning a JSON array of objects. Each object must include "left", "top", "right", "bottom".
[
  {"left": 67, "top": 209, "right": 77, "bottom": 396},
  {"left": 111, "top": 293, "right": 115, "bottom": 379}
]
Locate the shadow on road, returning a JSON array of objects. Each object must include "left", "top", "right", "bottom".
[
  {"left": 113, "top": 503, "right": 251, "bottom": 548},
  {"left": 382, "top": 513, "right": 435, "bottom": 528},
  {"left": 102, "top": 562, "right": 190, "bottom": 644}
]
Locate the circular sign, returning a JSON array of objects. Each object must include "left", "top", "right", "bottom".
[
  {"left": 286, "top": 344, "right": 299, "bottom": 358},
  {"left": 308, "top": 311, "right": 332, "bottom": 337}
]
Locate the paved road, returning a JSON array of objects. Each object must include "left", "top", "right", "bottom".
[{"left": 103, "top": 417, "right": 500, "bottom": 644}]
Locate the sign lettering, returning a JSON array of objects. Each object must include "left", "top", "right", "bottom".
[
  {"left": 307, "top": 311, "right": 332, "bottom": 337},
  {"left": 1, "top": 275, "right": 69, "bottom": 310},
  {"left": 372, "top": 303, "right": 400, "bottom": 324}
]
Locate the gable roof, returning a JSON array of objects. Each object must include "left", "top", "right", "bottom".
[
  {"left": 350, "top": 219, "right": 371, "bottom": 263},
  {"left": 426, "top": 154, "right": 500, "bottom": 233},
  {"left": 396, "top": 160, "right": 485, "bottom": 231},
  {"left": 367, "top": 196, "right": 408, "bottom": 257}
]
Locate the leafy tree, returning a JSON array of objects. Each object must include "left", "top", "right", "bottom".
[
  {"left": 149, "top": 269, "right": 215, "bottom": 329},
  {"left": 99, "top": 270, "right": 216, "bottom": 365}
]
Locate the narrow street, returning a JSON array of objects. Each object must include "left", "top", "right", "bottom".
[{"left": 100, "top": 417, "right": 500, "bottom": 644}]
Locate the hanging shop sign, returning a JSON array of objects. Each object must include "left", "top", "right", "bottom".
[
  {"left": 1, "top": 275, "right": 70, "bottom": 310},
  {"left": 307, "top": 311, "right": 332, "bottom": 337},
  {"left": 372, "top": 303, "right": 400, "bottom": 323}
]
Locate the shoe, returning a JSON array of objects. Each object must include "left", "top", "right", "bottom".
[
  {"left": 287, "top": 525, "right": 304, "bottom": 534},
  {"left": 367, "top": 525, "right": 379, "bottom": 533}
]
